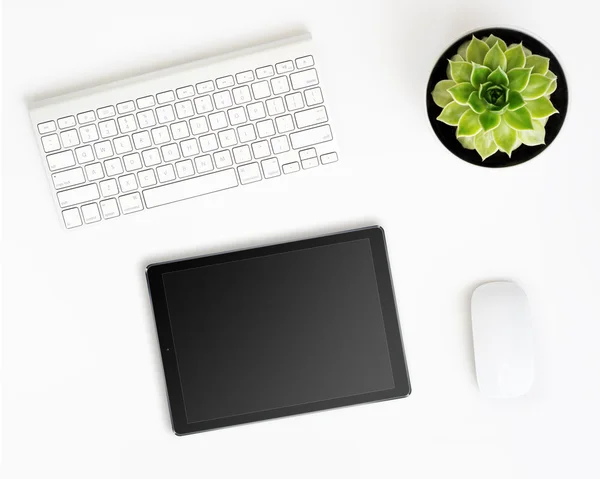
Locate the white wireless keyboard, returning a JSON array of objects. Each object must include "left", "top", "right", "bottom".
[{"left": 29, "top": 34, "right": 339, "bottom": 229}]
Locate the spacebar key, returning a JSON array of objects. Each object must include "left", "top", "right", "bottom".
[{"left": 143, "top": 169, "right": 239, "bottom": 208}]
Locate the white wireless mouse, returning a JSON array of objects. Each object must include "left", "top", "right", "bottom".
[{"left": 471, "top": 281, "right": 534, "bottom": 398}]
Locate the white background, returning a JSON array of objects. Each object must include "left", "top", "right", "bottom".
[{"left": 3, "top": 0, "right": 600, "bottom": 477}]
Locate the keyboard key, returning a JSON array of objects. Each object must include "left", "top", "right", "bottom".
[
  {"left": 216, "top": 75, "right": 234, "bottom": 89},
  {"left": 227, "top": 107, "right": 247, "bottom": 126},
  {"left": 47, "top": 150, "right": 76, "bottom": 171},
  {"left": 157, "top": 164, "right": 176, "bottom": 183},
  {"left": 251, "top": 81, "right": 271, "bottom": 100},
  {"left": 75, "top": 145, "right": 94, "bottom": 164},
  {"left": 57, "top": 183, "right": 100, "bottom": 208},
  {"left": 100, "top": 198, "right": 120, "bottom": 219},
  {"left": 209, "top": 111, "right": 228, "bottom": 130},
  {"left": 180, "top": 138, "right": 199, "bottom": 157},
  {"left": 175, "top": 100, "right": 194, "bottom": 119},
  {"left": 52, "top": 167, "right": 85, "bottom": 189},
  {"left": 123, "top": 152, "right": 142, "bottom": 171},
  {"left": 271, "top": 76, "right": 290, "bottom": 95},
  {"left": 170, "top": 121, "right": 190, "bottom": 140},
  {"left": 60, "top": 129, "right": 80, "bottom": 148},
  {"left": 189, "top": 117, "right": 209, "bottom": 135},
  {"left": 138, "top": 169, "right": 157, "bottom": 187},
  {"left": 196, "top": 81, "right": 215, "bottom": 94},
  {"left": 257, "top": 119, "right": 275, "bottom": 138},
  {"left": 256, "top": 65, "right": 274, "bottom": 78},
  {"left": 97, "top": 106, "right": 116, "bottom": 119},
  {"left": 156, "top": 105, "right": 175, "bottom": 124},
  {"left": 94, "top": 140, "right": 114, "bottom": 159},
  {"left": 295, "top": 55, "right": 314, "bottom": 69},
  {"left": 213, "top": 91, "right": 233, "bottom": 109},
  {"left": 265, "top": 97, "right": 285, "bottom": 116},
  {"left": 251, "top": 140, "right": 270, "bottom": 159},
  {"left": 151, "top": 126, "right": 171, "bottom": 145},
  {"left": 275, "top": 114, "right": 294, "bottom": 133},
  {"left": 42, "top": 134, "right": 61, "bottom": 153},
  {"left": 199, "top": 134, "right": 218, "bottom": 152},
  {"left": 295, "top": 106, "right": 328, "bottom": 129},
  {"left": 119, "top": 192, "right": 144, "bottom": 214},
  {"left": 100, "top": 178, "right": 119, "bottom": 197},
  {"left": 175, "top": 159, "right": 195, "bottom": 178},
  {"left": 113, "top": 136, "right": 133, "bottom": 154},
  {"left": 285, "top": 92, "right": 304, "bottom": 111},
  {"left": 194, "top": 95, "right": 214, "bottom": 114},
  {"left": 236, "top": 70, "right": 255, "bottom": 84},
  {"left": 233, "top": 145, "right": 252, "bottom": 164},
  {"left": 194, "top": 155, "right": 214, "bottom": 174},
  {"left": 137, "top": 110, "right": 157, "bottom": 128},
  {"left": 118, "top": 174, "right": 138, "bottom": 193},
  {"left": 270, "top": 135, "right": 290, "bottom": 154},
  {"left": 232, "top": 85, "right": 251, "bottom": 104},
  {"left": 99, "top": 119, "right": 118, "bottom": 138},
  {"left": 304, "top": 86, "right": 323, "bottom": 106},
  {"left": 118, "top": 114, "right": 137, "bottom": 134},
  {"left": 247, "top": 102, "right": 266, "bottom": 120},
  {"left": 81, "top": 203, "right": 101, "bottom": 223},
  {"left": 137, "top": 96, "right": 156, "bottom": 109},
  {"left": 157, "top": 91, "right": 175, "bottom": 104},
  {"left": 80, "top": 124, "right": 99, "bottom": 143},
  {"left": 58, "top": 116, "right": 76, "bottom": 129},
  {"left": 290, "top": 124, "right": 332, "bottom": 149},
  {"left": 143, "top": 169, "right": 238, "bottom": 208},
  {"left": 104, "top": 158, "right": 123, "bottom": 176},
  {"left": 132, "top": 130, "right": 152, "bottom": 150},
  {"left": 218, "top": 129, "right": 237, "bottom": 148},
  {"left": 85, "top": 162, "right": 105, "bottom": 181},
  {"left": 237, "top": 124, "right": 256, "bottom": 143},
  {"left": 161, "top": 143, "right": 181, "bottom": 162},
  {"left": 38, "top": 121, "right": 56, "bottom": 134},
  {"left": 290, "top": 68, "right": 319, "bottom": 90},
  {"left": 238, "top": 162, "right": 262, "bottom": 184},
  {"left": 282, "top": 162, "right": 300, "bottom": 174},
  {"left": 176, "top": 85, "right": 195, "bottom": 99},
  {"left": 320, "top": 152, "right": 338, "bottom": 164},
  {"left": 261, "top": 158, "right": 281, "bottom": 178},
  {"left": 302, "top": 157, "right": 319, "bottom": 169},
  {"left": 213, "top": 150, "right": 233, "bottom": 168},
  {"left": 299, "top": 148, "right": 317, "bottom": 160},
  {"left": 117, "top": 101, "right": 135, "bottom": 114},
  {"left": 142, "top": 148, "right": 161, "bottom": 167},
  {"left": 62, "top": 208, "right": 82, "bottom": 228},
  {"left": 276, "top": 60, "right": 294, "bottom": 74},
  {"left": 77, "top": 110, "right": 96, "bottom": 124}
]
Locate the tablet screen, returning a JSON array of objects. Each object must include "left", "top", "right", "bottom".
[{"left": 162, "top": 238, "right": 395, "bottom": 424}]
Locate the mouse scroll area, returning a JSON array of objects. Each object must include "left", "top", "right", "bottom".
[{"left": 471, "top": 281, "right": 535, "bottom": 398}]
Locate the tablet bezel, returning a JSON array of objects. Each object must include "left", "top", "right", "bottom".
[{"left": 146, "top": 226, "right": 411, "bottom": 435}]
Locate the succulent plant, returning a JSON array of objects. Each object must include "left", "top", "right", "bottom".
[{"left": 431, "top": 34, "right": 559, "bottom": 160}]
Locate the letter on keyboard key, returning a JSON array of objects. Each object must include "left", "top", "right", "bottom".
[
  {"left": 47, "top": 150, "right": 76, "bottom": 171},
  {"left": 290, "top": 125, "right": 332, "bottom": 149},
  {"left": 119, "top": 192, "right": 144, "bottom": 214},
  {"left": 290, "top": 69, "right": 319, "bottom": 90},
  {"left": 57, "top": 184, "right": 100, "bottom": 208},
  {"left": 238, "top": 163, "right": 262, "bottom": 184},
  {"left": 143, "top": 169, "right": 238, "bottom": 208}
]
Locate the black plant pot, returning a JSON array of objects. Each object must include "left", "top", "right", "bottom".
[{"left": 426, "top": 27, "right": 568, "bottom": 168}]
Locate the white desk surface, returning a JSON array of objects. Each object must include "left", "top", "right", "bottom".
[{"left": 3, "top": 0, "right": 600, "bottom": 477}]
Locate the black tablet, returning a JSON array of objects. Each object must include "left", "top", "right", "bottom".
[{"left": 147, "top": 226, "right": 410, "bottom": 435}]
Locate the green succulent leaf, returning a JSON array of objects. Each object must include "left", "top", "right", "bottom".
[
  {"left": 525, "top": 54, "right": 550, "bottom": 75},
  {"left": 471, "top": 63, "right": 492, "bottom": 88},
  {"left": 505, "top": 44, "right": 526, "bottom": 71},
  {"left": 458, "top": 135, "right": 476, "bottom": 150},
  {"left": 508, "top": 90, "right": 526, "bottom": 111},
  {"left": 483, "top": 43, "right": 507, "bottom": 71},
  {"left": 483, "top": 35, "right": 507, "bottom": 51},
  {"left": 521, "top": 73, "right": 553, "bottom": 101},
  {"left": 493, "top": 118, "right": 518, "bottom": 156},
  {"left": 457, "top": 40, "right": 470, "bottom": 60},
  {"left": 449, "top": 61, "right": 473, "bottom": 83},
  {"left": 457, "top": 109, "right": 482, "bottom": 137},
  {"left": 518, "top": 119, "right": 546, "bottom": 146},
  {"left": 504, "top": 106, "right": 534, "bottom": 130},
  {"left": 474, "top": 130, "right": 499, "bottom": 160},
  {"left": 437, "top": 101, "right": 469, "bottom": 125},
  {"left": 545, "top": 70, "right": 558, "bottom": 95},
  {"left": 508, "top": 67, "right": 533, "bottom": 92},
  {"left": 526, "top": 96, "right": 559, "bottom": 118},
  {"left": 431, "top": 79, "right": 457, "bottom": 107},
  {"left": 487, "top": 67, "right": 509, "bottom": 87},
  {"left": 466, "top": 37, "right": 490, "bottom": 64},
  {"left": 448, "top": 82, "right": 476, "bottom": 105},
  {"left": 467, "top": 91, "right": 487, "bottom": 114},
  {"left": 479, "top": 110, "right": 501, "bottom": 131},
  {"left": 446, "top": 55, "right": 464, "bottom": 78}
]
